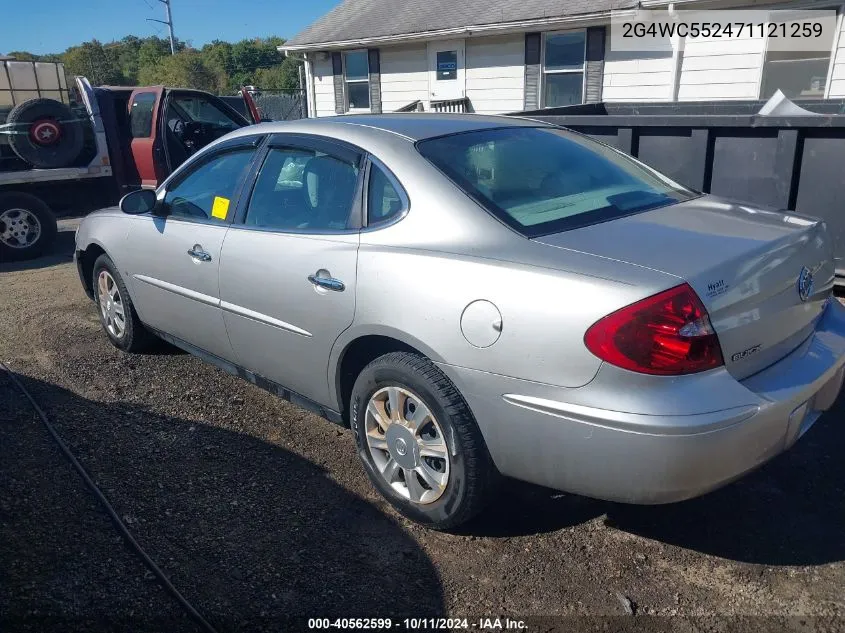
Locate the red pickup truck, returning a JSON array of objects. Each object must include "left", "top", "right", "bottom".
[{"left": 1, "top": 70, "right": 254, "bottom": 261}]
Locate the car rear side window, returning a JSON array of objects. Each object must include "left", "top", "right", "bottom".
[
  {"left": 130, "top": 92, "right": 156, "bottom": 138},
  {"left": 163, "top": 148, "right": 255, "bottom": 221},
  {"left": 417, "top": 127, "right": 696, "bottom": 237},
  {"left": 367, "top": 163, "right": 405, "bottom": 226},
  {"left": 245, "top": 147, "right": 360, "bottom": 232}
]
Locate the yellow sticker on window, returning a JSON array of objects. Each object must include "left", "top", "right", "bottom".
[{"left": 211, "top": 196, "right": 230, "bottom": 219}]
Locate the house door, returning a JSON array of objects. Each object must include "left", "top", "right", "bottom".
[{"left": 427, "top": 40, "right": 465, "bottom": 101}]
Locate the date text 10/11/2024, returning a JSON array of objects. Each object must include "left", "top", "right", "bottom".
[{"left": 307, "top": 618, "right": 528, "bottom": 630}]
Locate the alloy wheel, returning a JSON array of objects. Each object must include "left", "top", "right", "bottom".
[
  {"left": 97, "top": 270, "right": 126, "bottom": 339},
  {"left": 364, "top": 386, "right": 450, "bottom": 505}
]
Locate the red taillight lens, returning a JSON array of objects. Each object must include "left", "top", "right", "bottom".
[{"left": 584, "top": 283, "right": 724, "bottom": 376}]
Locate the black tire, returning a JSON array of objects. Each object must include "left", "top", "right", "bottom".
[
  {"left": 350, "top": 351, "right": 496, "bottom": 530},
  {"left": 91, "top": 254, "right": 156, "bottom": 353},
  {"left": 0, "top": 192, "right": 57, "bottom": 262},
  {"left": 7, "top": 98, "right": 84, "bottom": 168}
]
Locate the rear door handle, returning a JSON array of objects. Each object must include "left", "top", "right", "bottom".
[
  {"left": 308, "top": 273, "right": 345, "bottom": 292},
  {"left": 187, "top": 245, "right": 212, "bottom": 262}
]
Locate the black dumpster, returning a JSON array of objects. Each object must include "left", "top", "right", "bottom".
[{"left": 511, "top": 100, "right": 845, "bottom": 278}]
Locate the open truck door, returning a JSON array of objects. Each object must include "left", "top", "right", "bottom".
[
  {"left": 127, "top": 86, "right": 165, "bottom": 188},
  {"left": 126, "top": 86, "right": 248, "bottom": 189},
  {"left": 158, "top": 89, "right": 249, "bottom": 174}
]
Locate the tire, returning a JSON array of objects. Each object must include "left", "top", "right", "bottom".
[
  {"left": 7, "top": 98, "right": 84, "bottom": 169},
  {"left": 91, "top": 254, "right": 156, "bottom": 353},
  {"left": 350, "top": 351, "right": 496, "bottom": 530},
  {"left": 0, "top": 192, "right": 57, "bottom": 262}
]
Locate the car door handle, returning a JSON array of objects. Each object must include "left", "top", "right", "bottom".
[
  {"left": 187, "top": 246, "right": 212, "bottom": 262},
  {"left": 308, "top": 273, "right": 345, "bottom": 292}
]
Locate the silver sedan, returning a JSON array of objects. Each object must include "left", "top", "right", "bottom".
[{"left": 74, "top": 115, "right": 845, "bottom": 529}]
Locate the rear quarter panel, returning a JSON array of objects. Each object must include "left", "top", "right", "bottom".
[{"left": 351, "top": 247, "right": 644, "bottom": 388}]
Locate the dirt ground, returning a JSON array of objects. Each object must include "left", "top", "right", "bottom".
[{"left": 1, "top": 219, "right": 844, "bottom": 632}]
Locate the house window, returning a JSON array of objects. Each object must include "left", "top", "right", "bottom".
[
  {"left": 344, "top": 50, "right": 370, "bottom": 110},
  {"left": 760, "top": 12, "right": 836, "bottom": 100},
  {"left": 542, "top": 31, "right": 586, "bottom": 107}
]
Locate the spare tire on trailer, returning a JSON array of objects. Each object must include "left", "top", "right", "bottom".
[
  {"left": 6, "top": 98, "right": 84, "bottom": 169},
  {"left": 0, "top": 192, "right": 58, "bottom": 262}
]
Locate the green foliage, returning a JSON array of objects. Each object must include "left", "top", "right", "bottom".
[
  {"left": 139, "top": 50, "right": 217, "bottom": 93},
  {"left": 62, "top": 40, "right": 124, "bottom": 86},
  {"left": 6, "top": 51, "right": 39, "bottom": 61},
  {"left": 5, "top": 35, "right": 300, "bottom": 95}
]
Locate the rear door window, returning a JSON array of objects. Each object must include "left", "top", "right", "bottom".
[
  {"left": 367, "top": 163, "right": 405, "bottom": 225},
  {"left": 245, "top": 146, "right": 360, "bottom": 232}
]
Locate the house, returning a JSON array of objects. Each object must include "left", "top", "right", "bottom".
[{"left": 280, "top": 0, "right": 845, "bottom": 117}]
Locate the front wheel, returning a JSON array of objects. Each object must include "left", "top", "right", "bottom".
[
  {"left": 92, "top": 254, "right": 156, "bottom": 353},
  {"left": 350, "top": 352, "right": 496, "bottom": 530}
]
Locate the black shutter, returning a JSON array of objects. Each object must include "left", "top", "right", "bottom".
[
  {"left": 331, "top": 51, "right": 345, "bottom": 114},
  {"left": 523, "top": 32, "right": 541, "bottom": 111},
  {"left": 368, "top": 49, "right": 382, "bottom": 113},
  {"left": 584, "top": 27, "right": 606, "bottom": 103}
]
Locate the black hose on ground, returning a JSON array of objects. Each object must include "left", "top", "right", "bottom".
[{"left": 1, "top": 361, "right": 220, "bottom": 633}]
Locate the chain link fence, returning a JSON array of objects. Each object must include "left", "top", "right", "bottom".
[{"left": 250, "top": 89, "right": 307, "bottom": 121}]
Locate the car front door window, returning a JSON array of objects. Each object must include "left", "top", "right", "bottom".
[{"left": 164, "top": 149, "right": 255, "bottom": 221}]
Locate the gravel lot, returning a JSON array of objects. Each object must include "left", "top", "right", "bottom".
[{"left": 2, "top": 219, "right": 844, "bottom": 631}]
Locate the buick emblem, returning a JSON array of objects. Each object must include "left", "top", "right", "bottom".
[{"left": 797, "top": 266, "right": 814, "bottom": 303}]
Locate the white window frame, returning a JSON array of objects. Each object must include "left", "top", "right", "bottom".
[
  {"left": 541, "top": 29, "right": 587, "bottom": 108},
  {"left": 757, "top": 6, "right": 842, "bottom": 100},
  {"left": 343, "top": 49, "right": 370, "bottom": 112}
]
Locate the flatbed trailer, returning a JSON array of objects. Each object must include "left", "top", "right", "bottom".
[{"left": 1, "top": 67, "right": 252, "bottom": 262}]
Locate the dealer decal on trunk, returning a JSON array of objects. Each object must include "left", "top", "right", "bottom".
[{"left": 705, "top": 278, "right": 729, "bottom": 299}]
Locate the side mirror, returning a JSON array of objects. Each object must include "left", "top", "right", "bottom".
[{"left": 119, "top": 189, "right": 158, "bottom": 215}]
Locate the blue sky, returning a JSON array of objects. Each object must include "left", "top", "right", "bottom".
[{"left": 1, "top": 0, "right": 342, "bottom": 55}]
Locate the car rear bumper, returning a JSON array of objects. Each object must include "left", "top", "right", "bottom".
[{"left": 439, "top": 299, "right": 845, "bottom": 504}]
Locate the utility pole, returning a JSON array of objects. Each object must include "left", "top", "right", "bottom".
[{"left": 147, "top": 0, "right": 176, "bottom": 54}]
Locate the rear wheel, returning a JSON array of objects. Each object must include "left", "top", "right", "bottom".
[
  {"left": 350, "top": 352, "right": 495, "bottom": 530},
  {"left": 92, "top": 254, "right": 156, "bottom": 353},
  {"left": 0, "top": 192, "right": 57, "bottom": 262}
]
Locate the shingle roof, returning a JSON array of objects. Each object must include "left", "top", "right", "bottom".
[{"left": 285, "top": 0, "right": 636, "bottom": 48}]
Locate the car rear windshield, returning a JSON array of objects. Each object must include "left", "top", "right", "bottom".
[{"left": 416, "top": 126, "right": 697, "bottom": 237}]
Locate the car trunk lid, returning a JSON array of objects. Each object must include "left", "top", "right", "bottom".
[{"left": 535, "top": 196, "right": 835, "bottom": 379}]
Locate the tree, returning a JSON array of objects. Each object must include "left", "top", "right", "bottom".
[
  {"left": 4, "top": 34, "right": 298, "bottom": 95},
  {"left": 139, "top": 49, "right": 216, "bottom": 92},
  {"left": 6, "top": 51, "right": 39, "bottom": 61},
  {"left": 62, "top": 40, "right": 123, "bottom": 86},
  {"left": 200, "top": 40, "right": 235, "bottom": 93},
  {"left": 254, "top": 57, "right": 301, "bottom": 92}
]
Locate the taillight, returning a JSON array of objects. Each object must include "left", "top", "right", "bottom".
[{"left": 584, "top": 283, "right": 723, "bottom": 376}]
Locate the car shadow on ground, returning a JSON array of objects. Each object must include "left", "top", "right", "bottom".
[
  {"left": 2, "top": 373, "right": 444, "bottom": 631},
  {"left": 467, "top": 393, "right": 845, "bottom": 567}
]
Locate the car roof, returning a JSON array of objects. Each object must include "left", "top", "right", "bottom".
[{"left": 250, "top": 113, "right": 548, "bottom": 142}]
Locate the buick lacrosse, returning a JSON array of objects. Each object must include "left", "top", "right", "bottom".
[{"left": 75, "top": 115, "right": 845, "bottom": 528}]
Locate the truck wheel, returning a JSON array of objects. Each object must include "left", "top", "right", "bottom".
[
  {"left": 6, "top": 99, "right": 84, "bottom": 169},
  {"left": 0, "top": 192, "right": 58, "bottom": 262}
]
